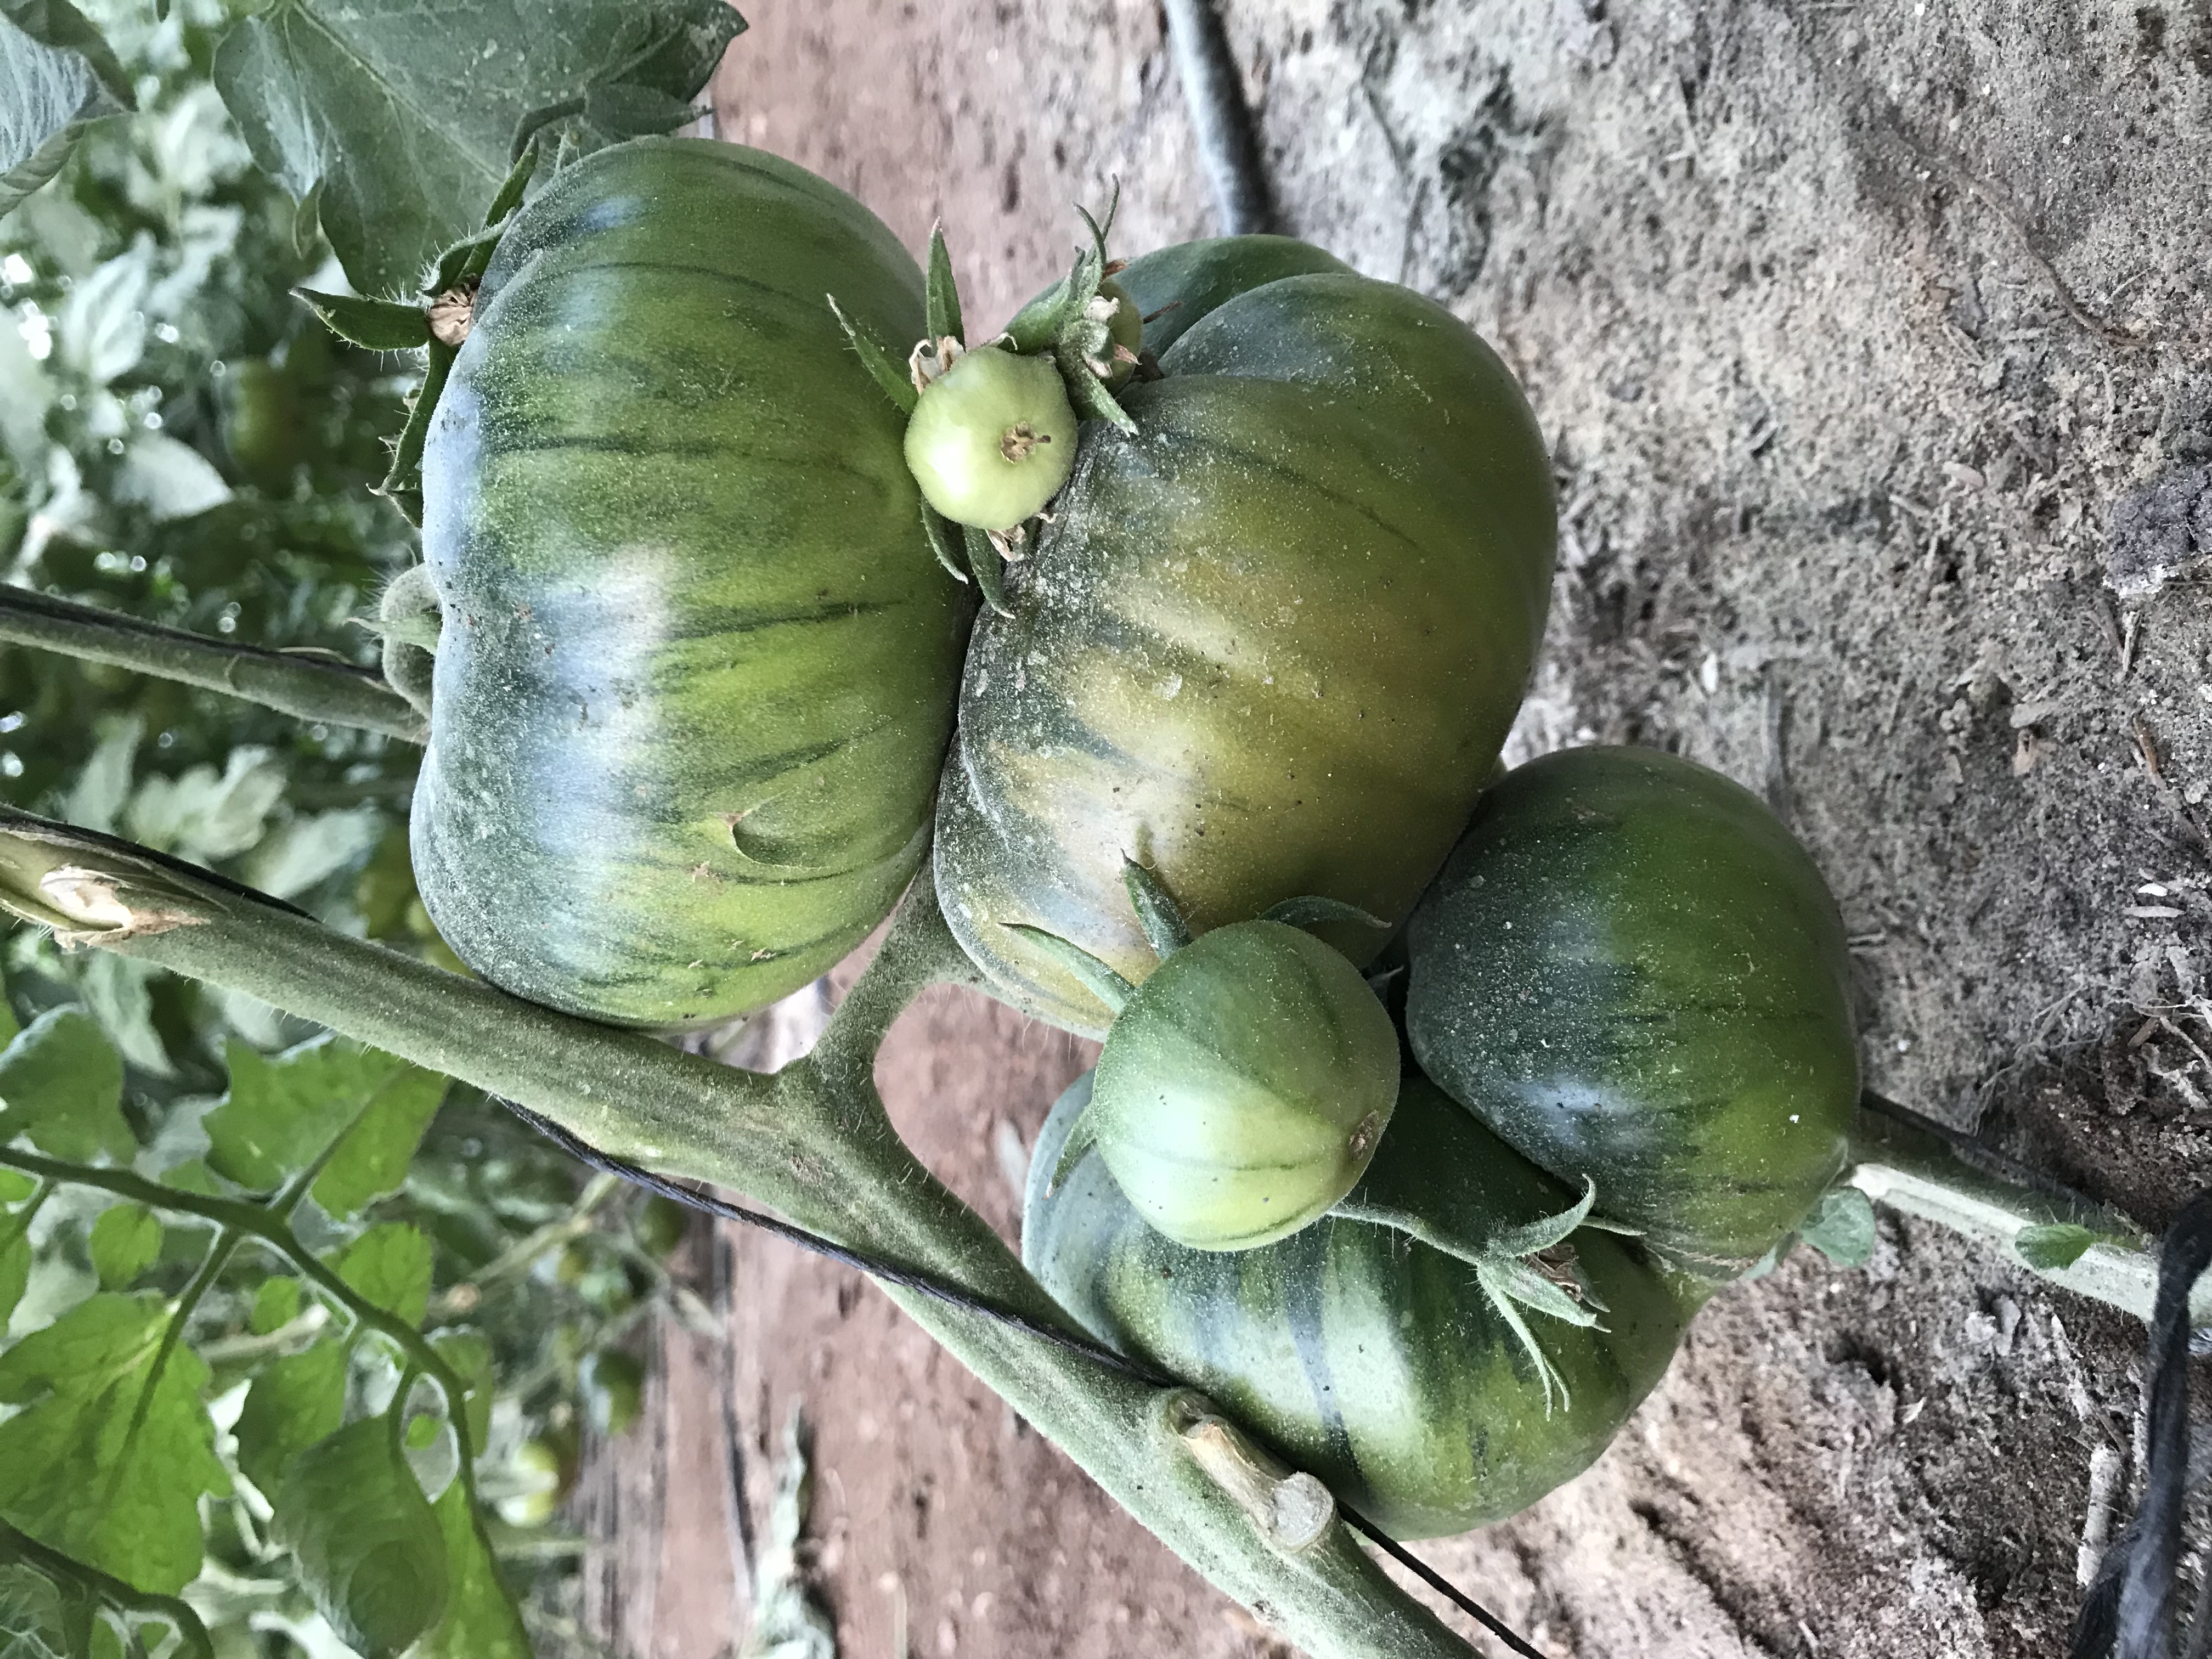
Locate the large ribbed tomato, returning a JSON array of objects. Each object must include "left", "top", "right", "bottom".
[
  {"left": 413, "top": 138, "right": 972, "bottom": 1028},
  {"left": 933, "top": 236, "right": 1556, "bottom": 1036}
]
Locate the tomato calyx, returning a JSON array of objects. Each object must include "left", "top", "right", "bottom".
[{"left": 1334, "top": 1157, "right": 1612, "bottom": 1417}]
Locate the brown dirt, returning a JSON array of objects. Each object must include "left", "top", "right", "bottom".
[{"left": 578, "top": 1, "right": 2212, "bottom": 1655}]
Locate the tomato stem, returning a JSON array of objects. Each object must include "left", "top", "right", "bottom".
[
  {"left": 0, "top": 806, "right": 1483, "bottom": 1659},
  {"left": 1847, "top": 1096, "right": 2208, "bottom": 1326}
]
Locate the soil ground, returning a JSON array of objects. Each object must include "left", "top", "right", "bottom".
[{"left": 575, "top": 2, "right": 2212, "bottom": 1654}]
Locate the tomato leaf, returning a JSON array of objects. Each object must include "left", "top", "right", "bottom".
[
  {"left": 1258, "top": 895, "right": 1390, "bottom": 934},
  {"left": 417, "top": 1479, "right": 528, "bottom": 1659},
  {"left": 312, "top": 1067, "right": 445, "bottom": 1220},
  {"left": 0, "top": 1170, "right": 32, "bottom": 1204},
  {"left": 234, "top": 1341, "right": 348, "bottom": 1499},
  {"left": 249, "top": 1275, "right": 303, "bottom": 1336},
  {"left": 86, "top": 1205, "right": 161, "bottom": 1290},
  {"left": 0, "top": 1233, "right": 30, "bottom": 1328},
  {"left": 0, "top": 1009, "right": 132, "bottom": 1164},
  {"left": 0, "top": 0, "right": 132, "bottom": 222},
  {"left": 918, "top": 504, "right": 969, "bottom": 584},
  {"left": 336, "top": 1222, "right": 434, "bottom": 1326},
  {"left": 273, "top": 1417, "right": 450, "bottom": 1658},
  {"left": 202, "top": 1037, "right": 441, "bottom": 1204},
  {"left": 2016, "top": 1221, "right": 2097, "bottom": 1272},
  {"left": 0, "top": 1294, "right": 229, "bottom": 1595},
  {"left": 1797, "top": 1187, "right": 1877, "bottom": 1269},
  {"left": 210, "top": 0, "right": 745, "bottom": 295}
]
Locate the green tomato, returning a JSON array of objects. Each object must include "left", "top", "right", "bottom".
[
  {"left": 935, "top": 251, "right": 1556, "bottom": 1035},
  {"left": 1026, "top": 1071, "right": 1695, "bottom": 1538},
  {"left": 903, "top": 344, "right": 1077, "bottom": 529},
  {"left": 416, "top": 137, "right": 974, "bottom": 1029},
  {"left": 581, "top": 1350, "right": 646, "bottom": 1436},
  {"left": 1405, "top": 746, "right": 1860, "bottom": 1282},
  {"left": 1082, "top": 919, "right": 1398, "bottom": 1250}
]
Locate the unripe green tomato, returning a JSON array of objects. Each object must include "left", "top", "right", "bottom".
[
  {"left": 904, "top": 345, "right": 1077, "bottom": 529},
  {"left": 1096, "top": 279, "right": 1143, "bottom": 389},
  {"left": 1088, "top": 919, "right": 1399, "bottom": 1250},
  {"left": 581, "top": 1350, "right": 646, "bottom": 1435}
]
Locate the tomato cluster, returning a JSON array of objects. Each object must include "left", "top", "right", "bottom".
[{"left": 415, "top": 138, "right": 1860, "bottom": 1536}]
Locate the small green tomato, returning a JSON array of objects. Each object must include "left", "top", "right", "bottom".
[
  {"left": 1084, "top": 919, "right": 1400, "bottom": 1250},
  {"left": 904, "top": 343, "right": 1077, "bottom": 529}
]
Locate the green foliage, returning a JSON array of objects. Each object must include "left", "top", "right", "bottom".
[
  {"left": 234, "top": 1339, "right": 347, "bottom": 1498},
  {"left": 421, "top": 1481, "right": 531, "bottom": 1659},
  {"left": 0, "top": 0, "right": 133, "bottom": 215},
  {"left": 273, "top": 1416, "right": 448, "bottom": 1656},
  {"left": 0, "top": 1292, "right": 230, "bottom": 1594},
  {"left": 0, "top": 1008, "right": 129, "bottom": 1160},
  {"left": 204, "top": 1035, "right": 443, "bottom": 1206},
  {"left": 0, "top": 0, "right": 753, "bottom": 1651},
  {"left": 213, "top": 0, "right": 742, "bottom": 294},
  {"left": 1797, "top": 1187, "right": 1877, "bottom": 1269},
  {"left": 336, "top": 1221, "right": 432, "bottom": 1324},
  {"left": 85, "top": 1202, "right": 157, "bottom": 1286}
]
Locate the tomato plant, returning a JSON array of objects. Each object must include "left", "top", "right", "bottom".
[{"left": 0, "top": 5, "right": 2192, "bottom": 1656}]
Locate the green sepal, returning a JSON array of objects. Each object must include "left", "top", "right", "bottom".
[
  {"left": 509, "top": 95, "right": 586, "bottom": 164},
  {"left": 293, "top": 290, "right": 431, "bottom": 353},
  {"left": 925, "top": 223, "right": 964, "bottom": 346},
  {"left": 1474, "top": 1259, "right": 1581, "bottom": 1416},
  {"left": 1486, "top": 1176, "right": 1599, "bottom": 1260},
  {"left": 1120, "top": 857, "right": 1191, "bottom": 960},
  {"left": 581, "top": 81, "right": 699, "bottom": 140},
  {"left": 828, "top": 296, "right": 918, "bottom": 414},
  {"left": 1260, "top": 895, "right": 1391, "bottom": 934},
  {"left": 291, "top": 179, "right": 325, "bottom": 259},
  {"left": 963, "top": 524, "right": 1012, "bottom": 618},
  {"left": 428, "top": 224, "right": 504, "bottom": 297},
  {"left": 481, "top": 145, "right": 538, "bottom": 228},
  {"left": 998, "top": 924, "right": 1133, "bottom": 1017},
  {"left": 378, "top": 340, "right": 459, "bottom": 526},
  {"left": 1063, "top": 357, "right": 1137, "bottom": 435},
  {"left": 1000, "top": 281, "right": 1065, "bottom": 356},
  {"left": 919, "top": 504, "right": 969, "bottom": 584},
  {"left": 1046, "top": 1099, "right": 1100, "bottom": 1196}
]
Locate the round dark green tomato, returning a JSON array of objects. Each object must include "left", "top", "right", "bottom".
[
  {"left": 935, "top": 246, "right": 1556, "bottom": 1035},
  {"left": 1025, "top": 1071, "right": 1694, "bottom": 1538},
  {"left": 1108, "top": 235, "right": 1353, "bottom": 356},
  {"left": 1405, "top": 746, "right": 1860, "bottom": 1282},
  {"left": 416, "top": 137, "right": 973, "bottom": 1028},
  {"left": 904, "top": 344, "right": 1077, "bottom": 529},
  {"left": 1086, "top": 919, "right": 1398, "bottom": 1250}
]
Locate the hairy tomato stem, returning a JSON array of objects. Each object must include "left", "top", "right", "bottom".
[{"left": 0, "top": 806, "right": 1481, "bottom": 1659}]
